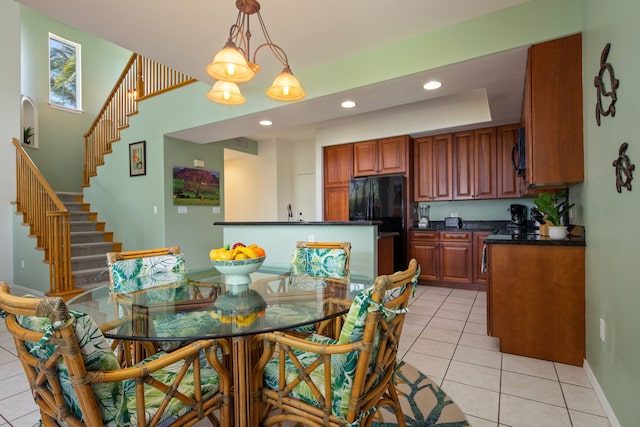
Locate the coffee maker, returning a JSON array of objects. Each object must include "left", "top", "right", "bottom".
[{"left": 509, "top": 204, "right": 527, "bottom": 228}]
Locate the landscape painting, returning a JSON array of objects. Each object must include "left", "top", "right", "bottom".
[{"left": 172, "top": 166, "right": 220, "bottom": 206}]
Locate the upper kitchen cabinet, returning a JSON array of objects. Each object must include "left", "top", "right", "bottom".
[
  {"left": 413, "top": 134, "right": 453, "bottom": 201},
  {"left": 324, "top": 143, "right": 353, "bottom": 188},
  {"left": 323, "top": 144, "right": 353, "bottom": 221},
  {"left": 523, "top": 33, "right": 584, "bottom": 188},
  {"left": 353, "top": 136, "right": 409, "bottom": 177},
  {"left": 452, "top": 128, "right": 497, "bottom": 200}
]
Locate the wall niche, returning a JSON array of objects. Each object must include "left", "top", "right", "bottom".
[{"left": 21, "top": 95, "right": 38, "bottom": 148}]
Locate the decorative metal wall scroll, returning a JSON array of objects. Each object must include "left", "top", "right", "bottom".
[
  {"left": 612, "top": 143, "right": 634, "bottom": 193},
  {"left": 594, "top": 43, "right": 619, "bottom": 126}
]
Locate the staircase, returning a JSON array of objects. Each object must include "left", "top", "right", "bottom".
[{"left": 57, "top": 192, "right": 121, "bottom": 290}]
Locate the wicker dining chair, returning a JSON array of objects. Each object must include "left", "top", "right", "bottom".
[
  {"left": 0, "top": 282, "right": 231, "bottom": 427},
  {"left": 106, "top": 246, "right": 185, "bottom": 294},
  {"left": 290, "top": 241, "right": 351, "bottom": 279},
  {"left": 253, "top": 258, "right": 419, "bottom": 427},
  {"left": 105, "top": 246, "right": 198, "bottom": 362}
]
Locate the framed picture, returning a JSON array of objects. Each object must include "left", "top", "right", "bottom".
[
  {"left": 172, "top": 166, "right": 220, "bottom": 206},
  {"left": 129, "top": 141, "right": 146, "bottom": 176}
]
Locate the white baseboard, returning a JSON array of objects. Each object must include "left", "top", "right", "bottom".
[{"left": 583, "top": 359, "right": 620, "bottom": 427}]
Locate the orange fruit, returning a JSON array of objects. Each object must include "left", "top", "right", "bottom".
[{"left": 253, "top": 246, "right": 266, "bottom": 257}]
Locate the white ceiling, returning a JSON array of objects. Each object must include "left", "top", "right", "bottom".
[{"left": 16, "top": 0, "right": 531, "bottom": 144}]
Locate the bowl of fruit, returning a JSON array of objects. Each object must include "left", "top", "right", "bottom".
[{"left": 209, "top": 243, "right": 266, "bottom": 286}]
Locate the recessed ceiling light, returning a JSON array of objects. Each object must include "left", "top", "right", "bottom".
[
  {"left": 423, "top": 80, "right": 442, "bottom": 90},
  {"left": 341, "top": 100, "right": 357, "bottom": 109},
  {"left": 259, "top": 120, "right": 273, "bottom": 126}
]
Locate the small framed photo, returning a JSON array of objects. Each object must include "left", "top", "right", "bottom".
[{"left": 129, "top": 141, "right": 146, "bottom": 177}]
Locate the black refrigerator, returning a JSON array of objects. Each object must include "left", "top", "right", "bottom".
[{"left": 348, "top": 175, "right": 406, "bottom": 272}]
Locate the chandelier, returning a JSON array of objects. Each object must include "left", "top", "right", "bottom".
[{"left": 206, "top": 0, "right": 306, "bottom": 105}]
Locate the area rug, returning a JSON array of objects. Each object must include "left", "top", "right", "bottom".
[{"left": 371, "top": 361, "right": 470, "bottom": 426}]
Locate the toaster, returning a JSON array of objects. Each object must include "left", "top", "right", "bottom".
[{"left": 444, "top": 217, "right": 462, "bottom": 229}]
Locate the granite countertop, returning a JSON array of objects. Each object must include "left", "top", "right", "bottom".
[
  {"left": 409, "top": 220, "right": 509, "bottom": 232},
  {"left": 213, "top": 221, "right": 382, "bottom": 226},
  {"left": 484, "top": 225, "right": 586, "bottom": 247},
  {"left": 378, "top": 231, "right": 400, "bottom": 239}
]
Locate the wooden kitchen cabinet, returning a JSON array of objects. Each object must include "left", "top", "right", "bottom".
[
  {"left": 487, "top": 243, "right": 585, "bottom": 366},
  {"left": 408, "top": 230, "right": 472, "bottom": 286},
  {"left": 408, "top": 230, "right": 439, "bottom": 282},
  {"left": 523, "top": 33, "right": 584, "bottom": 188},
  {"left": 413, "top": 134, "right": 453, "bottom": 201},
  {"left": 323, "top": 186, "right": 349, "bottom": 221},
  {"left": 323, "top": 144, "right": 353, "bottom": 187},
  {"left": 353, "top": 135, "right": 408, "bottom": 177},
  {"left": 453, "top": 128, "right": 497, "bottom": 200},
  {"left": 439, "top": 231, "right": 473, "bottom": 284},
  {"left": 323, "top": 144, "right": 352, "bottom": 221}
]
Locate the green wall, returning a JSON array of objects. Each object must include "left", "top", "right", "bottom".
[
  {"left": 19, "top": 6, "right": 131, "bottom": 192},
  {"left": 15, "top": 0, "right": 640, "bottom": 423},
  {"left": 582, "top": 1, "right": 640, "bottom": 424}
]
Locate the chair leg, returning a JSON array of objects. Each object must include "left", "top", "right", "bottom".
[{"left": 388, "top": 382, "right": 407, "bottom": 427}]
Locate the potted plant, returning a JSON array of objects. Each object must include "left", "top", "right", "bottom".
[
  {"left": 23, "top": 126, "right": 34, "bottom": 145},
  {"left": 533, "top": 191, "right": 575, "bottom": 240}
]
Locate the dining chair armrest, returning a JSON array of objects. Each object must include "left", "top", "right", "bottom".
[
  {"left": 97, "top": 339, "right": 221, "bottom": 383},
  {"left": 263, "top": 331, "right": 365, "bottom": 356}
]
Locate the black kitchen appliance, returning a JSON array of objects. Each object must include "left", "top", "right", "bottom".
[
  {"left": 509, "top": 204, "right": 527, "bottom": 228},
  {"left": 349, "top": 175, "right": 405, "bottom": 271}
]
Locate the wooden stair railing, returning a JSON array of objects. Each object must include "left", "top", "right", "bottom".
[
  {"left": 83, "top": 53, "right": 197, "bottom": 187},
  {"left": 12, "top": 54, "right": 194, "bottom": 298},
  {"left": 12, "top": 138, "right": 81, "bottom": 299}
]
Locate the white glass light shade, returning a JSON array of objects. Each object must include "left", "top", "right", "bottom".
[
  {"left": 206, "top": 43, "right": 256, "bottom": 83},
  {"left": 206, "top": 81, "right": 246, "bottom": 105},
  {"left": 266, "top": 68, "right": 305, "bottom": 102}
]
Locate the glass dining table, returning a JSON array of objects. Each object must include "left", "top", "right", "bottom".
[{"left": 67, "top": 264, "right": 373, "bottom": 427}]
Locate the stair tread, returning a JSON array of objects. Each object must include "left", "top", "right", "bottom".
[
  {"left": 74, "top": 266, "right": 108, "bottom": 274},
  {"left": 72, "top": 241, "right": 114, "bottom": 246},
  {"left": 72, "top": 253, "right": 107, "bottom": 260}
]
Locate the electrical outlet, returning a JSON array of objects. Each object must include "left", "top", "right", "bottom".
[
  {"left": 569, "top": 209, "right": 575, "bottom": 219},
  {"left": 451, "top": 212, "right": 458, "bottom": 217},
  {"left": 600, "top": 318, "right": 606, "bottom": 342},
  {"left": 308, "top": 235, "right": 315, "bottom": 242}
]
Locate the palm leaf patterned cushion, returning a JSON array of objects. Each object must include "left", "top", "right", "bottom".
[
  {"left": 263, "top": 333, "right": 358, "bottom": 420},
  {"left": 124, "top": 350, "right": 220, "bottom": 425},
  {"left": 263, "top": 285, "right": 406, "bottom": 421},
  {"left": 19, "top": 311, "right": 220, "bottom": 426},
  {"left": 18, "top": 312, "right": 131, "bottom": 426},
  {"left": 290, "top": 248, "right": 348, "bottom": 279},
  {"left": 110, "top": 254, "right": 186, "bottom": 294}
]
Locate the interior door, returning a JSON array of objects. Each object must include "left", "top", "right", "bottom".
[{"left": 296, "top": 172, "right": 315, "bottom": 221}]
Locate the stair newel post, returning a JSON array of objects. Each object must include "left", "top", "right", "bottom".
[{"left": 46, "top": 210, "right": 81, "bottom": 299}]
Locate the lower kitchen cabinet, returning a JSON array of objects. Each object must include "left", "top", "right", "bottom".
[
  {"left": 487, "top": 242, "right": 585, "bottom": 366},
  {"left": 408, "top": 230, "right": 473, "bottom": 287}
]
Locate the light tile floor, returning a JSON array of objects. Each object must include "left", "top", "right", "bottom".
[
  {"left": 399, "top": 285, "right": 611, "bottom": 427},
  {"left": 0, "top": 286, "right": 612, "bottom": 426}
]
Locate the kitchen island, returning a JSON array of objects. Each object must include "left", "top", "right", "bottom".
[
  {"left": 213, "top": 221, "right": 383, "bottom": 277},
  {"left": 485, "top": 230, "right": 586, "bottom": 366}
]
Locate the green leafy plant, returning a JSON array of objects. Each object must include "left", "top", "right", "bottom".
[
  {"left": 23, "top": 126, "right": 34, "bottom": 144},
  {"left": 533, "top": 191, "right": 575, "bottom": 226}
]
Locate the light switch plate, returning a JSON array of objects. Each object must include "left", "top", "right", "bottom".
[{"left": 178, "top": 206, "right": 188, "bottom": 214}]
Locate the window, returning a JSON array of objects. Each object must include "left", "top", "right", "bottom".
[{"left": 49, "top": 33, "right": 82, "bottom": 111}]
